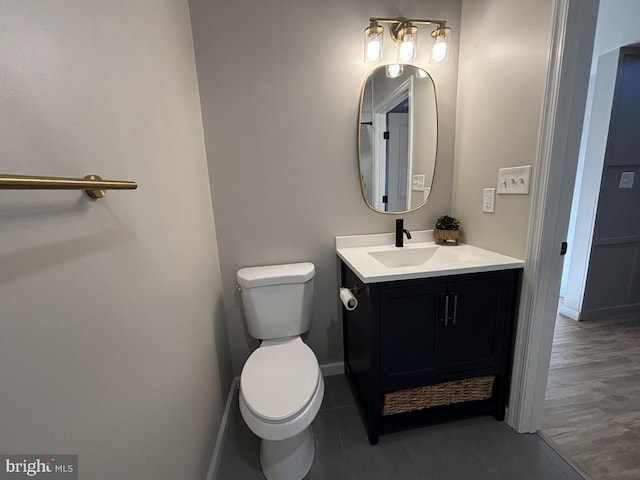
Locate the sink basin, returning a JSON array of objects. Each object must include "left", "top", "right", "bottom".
[
  {"left": 336, "top": 230, "right": 525, "bottom": 283},
  {"left": 369, "top": 246, "right": 439, "bottom": 268}
]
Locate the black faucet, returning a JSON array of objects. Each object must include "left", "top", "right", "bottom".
[{"left": 395, "top": 219, "right": 412, "bottom": 247}]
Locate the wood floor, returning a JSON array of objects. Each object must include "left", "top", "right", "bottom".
[{"left": 540, "top": 312, "right": 640, "bottom": 480}]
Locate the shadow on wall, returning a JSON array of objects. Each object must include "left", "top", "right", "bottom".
[
  {"left": 0, "top": 198, "right": 137, "bottom": 285},
  {"left": 325, "top": 315, "right": 342, "bottom": 360}
]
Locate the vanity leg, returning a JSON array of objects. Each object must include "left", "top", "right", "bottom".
[{"left": 362, "top": 394, "right": 380, "bottom": 445}]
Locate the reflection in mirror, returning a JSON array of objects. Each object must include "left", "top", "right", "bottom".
[{"left": 358, "top": 64, "right": 437, "bottom": 213}]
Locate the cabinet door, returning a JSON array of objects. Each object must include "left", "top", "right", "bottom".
[
  {"left": 380, "top": 282, "right": 445, "bottom": 389},
  {"left": 438, "top": 274, "right": 509, "bottom": 373}
]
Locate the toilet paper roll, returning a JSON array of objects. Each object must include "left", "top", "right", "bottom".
[{"left": 339, "top": 288, "right": 358, "bottom": 311}]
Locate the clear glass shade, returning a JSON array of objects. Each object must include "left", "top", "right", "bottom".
[
  {"left": 430, "top": 27, "right": 451, "bottom": 64},
  {"left": 397, "top": 26, "right": 417, "bottom": 63},
  {"left": 364, "top": 24, "right": 383, "bottom": 63}
]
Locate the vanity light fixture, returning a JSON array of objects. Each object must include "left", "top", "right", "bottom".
[{"left": 364, "top": 17, "right": 451, "bottom": 65}]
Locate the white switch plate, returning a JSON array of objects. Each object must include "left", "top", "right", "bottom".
[
  {"left": 497, "top": 165, "right": 531, "bottom": 194},
  {"left": 412, "top": 174, "right": 425, "bottom": 191},
  {"left": 619, "top": 171, "right": 635, "bottom": 189},
  {"left": 482, "top": 188, "right": 496, "bottom": 213}
]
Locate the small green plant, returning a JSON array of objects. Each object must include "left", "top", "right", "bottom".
[{"left": 435, "top": 215, "right": 460, "bottom": 231}]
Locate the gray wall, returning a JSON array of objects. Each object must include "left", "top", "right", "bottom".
[
  {"left": 189, "top": 0, "right": 462, "bottom": 374},
  {"left": 583, "top": 47, "right": 640, "bottom": 315},
  {"left": 0, "top": 1, "right": 232, "bottom": 479},
  {"left": 452, "top": 0, "right": 554, "bottom": 259}
]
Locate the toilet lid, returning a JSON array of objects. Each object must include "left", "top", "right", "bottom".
[{"left": 241, "top": 338, "right": 320, "bottom": 422}]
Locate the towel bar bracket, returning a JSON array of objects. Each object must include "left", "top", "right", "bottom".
[{"left": 84, "top": 175, "right": 106, "bottom": 199}]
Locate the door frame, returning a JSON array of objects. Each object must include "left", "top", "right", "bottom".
[
  {"left": 506, "top": 0, "right": 600, "bottom": 433},
  {"left": 372, "top": 78, "right": 413, "bottom": 211}
]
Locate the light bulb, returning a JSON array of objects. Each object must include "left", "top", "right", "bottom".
[
  {"left": 416, "top": 68, "right": 428, "bottom": 78},
  {"left": 386, "top": 64, "right": 403, "bottom": 78},
  {"left": 431, "top": 39, "right": 447, "bottom": 63},
  {"left": 366, "top": 38, "right": 382, "bottom": 63},
  {"left": 398, "top": 37, "right": 415, "bottom": 62}
]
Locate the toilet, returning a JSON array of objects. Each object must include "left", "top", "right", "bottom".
[{"left": 236, "top": 262, "right": 324, "bottom": 480}]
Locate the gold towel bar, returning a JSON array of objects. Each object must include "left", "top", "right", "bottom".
[{"left": 0, "top": 174, "right": 138, "bottom": 199}]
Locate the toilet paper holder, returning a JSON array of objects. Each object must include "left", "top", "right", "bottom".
[{"left": 348, "top": 284, "right": 364, "bottom": 295}]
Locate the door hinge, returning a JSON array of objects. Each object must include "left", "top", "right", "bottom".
[
  {"left": 383, "top": 131, "right": 390, "bottom": 140},
  {"left": 382, "top": 195, "right": 388, "bottom": 204},
  {"left": 560, "top": 241, "right": 568, "bottom": 256}
]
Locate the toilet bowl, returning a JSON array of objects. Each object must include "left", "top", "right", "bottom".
[
  {"left": 236, "top": 263, "right": 323, "bottom": 480},
  {"left": 240, "top": 337, "right": 324, "bottom": 480}
]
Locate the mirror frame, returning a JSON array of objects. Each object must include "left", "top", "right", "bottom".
[{"left": 357, "top": 63, "right": 439, "bottom": 214}]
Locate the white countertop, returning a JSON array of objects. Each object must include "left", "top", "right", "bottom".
[{"left": 336, "top": 230, "right": 524, "bottom": 283}]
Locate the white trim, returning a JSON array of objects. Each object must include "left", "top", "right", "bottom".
[
  {"left": 557, "top": 303, "right": 580, "bottom": 320},
  {"left": 507, "top": 0, "right": 569, "bottom": 433},
  {"left": 407, "top": 75, "right": 415, "bottom": 208},
  {"left": 375, "top": 78, "right": 410, "bottom": 115},
  {"left": 372, "top": 113, "right": 386, "bottom": 210},
  {"left": 320, "top": 361, "right": 345, "bottom": 376},
  {"left": 507, "top": 0, "right": 599, "bottom": 433},
  {"left": 205, "top": 377, "right": 238, "bottom": 480}
]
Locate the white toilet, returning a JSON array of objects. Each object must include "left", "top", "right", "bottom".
[{"left": 236, "top": 262, "right": 324, "bottom": 480}]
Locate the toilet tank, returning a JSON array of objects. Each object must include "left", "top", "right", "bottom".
[{"left": 236, "top": 262, "right": 315, "bottom": 340}]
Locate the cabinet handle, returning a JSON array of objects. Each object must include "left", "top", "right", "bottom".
[
  {"left": 443, "top": 293, "right": 449, "bottom": 326},
  {"left": 452, "top": 293, "right": 458, "bottom": 325}
]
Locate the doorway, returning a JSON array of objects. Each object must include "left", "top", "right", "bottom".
[
  {"left": 538, "top": 6, "right": 640, "bottom": 478},
  {"left": 372, "top": 78, "right": 413, "bottom": 212}
]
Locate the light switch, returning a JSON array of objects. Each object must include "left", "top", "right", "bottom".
[
  {"left": 619, "top": 171, "right": 635, "bottom": 189},
  {"left": 497, "top": 166, "right": 531, "bottom": 194},
  {"left": 412, "top": 174, "right": 425, "bottom": 191},
  {"left": 482, "top": 188, "right": 495, "bottom": 213}
]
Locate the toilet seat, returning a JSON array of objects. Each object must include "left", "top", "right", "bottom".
[{"left": 241, "top": 337, "right": 320, "bottom": 422}]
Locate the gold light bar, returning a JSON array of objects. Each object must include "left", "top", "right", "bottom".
[{"left": 0, "top": 174, "right": 138, "bottom": 199}]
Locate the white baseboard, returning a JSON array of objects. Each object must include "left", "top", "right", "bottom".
[
  {"left": 205, "top": 377, "right": 238, "bottom": 480},
  {"left": 558, "top": 304, "right": 580, "bottom": 320}
]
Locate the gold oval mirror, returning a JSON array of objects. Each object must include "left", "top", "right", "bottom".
[{"left": 358, "top": 64, "right": 438, "bottom": 213}]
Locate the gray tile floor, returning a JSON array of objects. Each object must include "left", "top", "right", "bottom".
[{"left": 217, "top": 375, "right": 583, "bottom": 479}]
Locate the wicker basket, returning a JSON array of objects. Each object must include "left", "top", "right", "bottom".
[
  {"left": 434, "top": 229, "right": 460, "bottom": 245},
  {"left": 382, "top": 375, "right": 495, "bottom": 416}
]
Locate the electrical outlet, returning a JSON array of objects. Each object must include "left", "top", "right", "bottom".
[
  {"left": 619, "top": 171, "right": 635, "bottom": 189},
  {"left": 483, "top": 188, "right": 496, "bottom": 213}
]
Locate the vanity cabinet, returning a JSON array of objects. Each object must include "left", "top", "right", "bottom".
[{"left": 340, "top": 261, "right": 521, "bottom": 445}]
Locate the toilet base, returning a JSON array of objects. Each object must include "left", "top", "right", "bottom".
[{"left": 260, "top": 426, "right": 315, "bottom": 480}]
